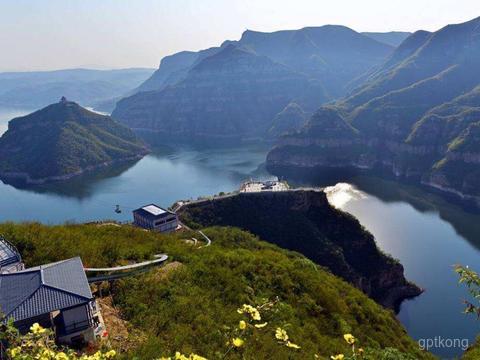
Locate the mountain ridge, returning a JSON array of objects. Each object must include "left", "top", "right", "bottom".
[
  {"left": 0, "top": 99, "right": 149, "bottom": 184},
  {"left": 113, "top": 25, "right": 395, "bottom": 141},
  {"left": 266, "top": 16, "right": 480, "bottom": 206}
]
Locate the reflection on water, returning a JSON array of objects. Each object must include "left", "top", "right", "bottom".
[
  {"left": 322, "top": 179, "right": 480, "bottom": 358},
  {"left": 324, "top": 183, "right": 366, "bottom": 208},
  {"left": 2, "top": 108, "right": 480, "bottom": 357},
  {"left": 0, "top": 143, "right": 272, "bottom": 223},
  {"left": 1, "top": 159, "right": 141, "bottom": 199}
]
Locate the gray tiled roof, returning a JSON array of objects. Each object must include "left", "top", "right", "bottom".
[
  {"left": 0, "top": 236, "right": 22, "bottom": 268},
  {"left": 0, "top": 257, "right": 93, "bottom": 322}
]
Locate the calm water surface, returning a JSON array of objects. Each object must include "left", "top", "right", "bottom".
[
  {"left": 1, "top": 108, "right": 480, "bottom": 358},
  {"left": 323, "top": 181, "right": 480, "bottom": 358}
]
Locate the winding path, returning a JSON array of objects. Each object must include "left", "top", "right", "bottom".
[
  {"left": 85, "top": 254, "right": 168, "bottom": 283},
  {"left": 85, "top": 254, "right": 168, "bottom": 272},
  {"left": 197, "top": 230, "right": 211, "bottom": 248}
]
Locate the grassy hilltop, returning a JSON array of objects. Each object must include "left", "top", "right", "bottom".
[{"left": 0, "top": 222, "right": 431, "bottom": 359}]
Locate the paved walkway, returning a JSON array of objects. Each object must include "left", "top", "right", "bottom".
[{"left": 85, "top": 254, "right": 168, "bottom": 272}]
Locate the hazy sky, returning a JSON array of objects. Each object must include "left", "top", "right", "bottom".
[{"left": 0, "top": 0, "right": 478, "bottom": 72}]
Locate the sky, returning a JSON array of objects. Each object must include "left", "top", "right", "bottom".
[{"left": 0, "top": 0, "right": 478, "bottom": 72}]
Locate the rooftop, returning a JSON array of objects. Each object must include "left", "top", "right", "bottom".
[
  {"left": 142, "top": 204, "right": 166, "bottom": 216},
  {"left": 133, "top": 203, "right": 174, "bottom": 220},
  {"left": 0, "top": 236, "right": 22, "bottom": 268},
  {"left": 0, "top": 257, "right": 93, "bottom": 322}
]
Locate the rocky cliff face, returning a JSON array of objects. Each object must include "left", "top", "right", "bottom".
[
  {"left": 114, "top": 26, "right": 394, "bottom": 141},
  {"left": 178, "top": 190, "right": 422, "bottom": 309},
  {"left": 113, "top": 45, "right": 328, "bottom": 141},
  {"left": 267, "top": 17, "right": 480, "bottom": 207},
  {"left": 267, "top": 102, "right": 309, "bottom": 138}
]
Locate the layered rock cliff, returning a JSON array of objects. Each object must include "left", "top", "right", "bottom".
[
  {"left": 113, "top": 45, "right": 328, "bottom": 141},
  {"left": 113, "top": 26, "right": 393, "bottom": 141},
  {"left": 178, "top": 190, "right": 422, "bottom": 309},
  {"left": 267, "top": 17, "right": 480, "bottom": 206}
]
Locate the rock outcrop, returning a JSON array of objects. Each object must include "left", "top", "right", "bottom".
[
  {"left": 267, "top": 17, "right": 480, "bottom": 207},
  {"left": 178, "top": 190, "right": 422, "bottom": 309}
]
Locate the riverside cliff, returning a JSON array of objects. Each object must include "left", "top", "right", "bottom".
[
  {"left": 177, "top": 189, "right": 422, "bottom": 309},
  {"left": 267, "top": 17, "right": 480, "bottom": 207}
]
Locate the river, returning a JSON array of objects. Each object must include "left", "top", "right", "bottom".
[{"left": 1, "top": 108, "right": 479, "bottom": 358}]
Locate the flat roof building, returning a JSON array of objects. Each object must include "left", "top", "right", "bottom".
[{"left": 133, "top": 204, "right": 178, "bottom": 233}]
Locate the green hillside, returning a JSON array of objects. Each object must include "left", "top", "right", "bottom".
[
  {"left": 0, "top": 99, "right": 149, "bottom": 183},
  {"left": 0, "top": 222, "right": 432, "bottom": 359},
  {"left": 177, "top": 190, "right": 421, "bottom": 309}
]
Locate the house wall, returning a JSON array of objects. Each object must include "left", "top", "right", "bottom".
[
  {"left": 134, "top": 212, "right": 178, "bottom": 232},
  {"left": 57, "top": 327, "right": 95, "bottom": 346},
  {"left": 62, "top": 305, "right": 90, "bottom": 331},
  {"left": 153, "top": 214, "right": 178, "bottom": 232},
  {"left": 134, "top": 213, "right": 153, "bottom": 230},
  {"left": 14, "top": 313, "right": 52, "bottom": 334}
]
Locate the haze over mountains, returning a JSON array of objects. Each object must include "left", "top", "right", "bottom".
[
  {"left": 267, "top": 16, "right": 480, "bottom": 204},
  {"left": 2, "top": 17, "right": 480, "bottom": 205},
  {"left": 0, "top": 68, "right": 154, "bottom": 110},
  {"left": 112, "top": 25, "right": 395, "bottom": 140},
  {"left": 362, "top": 31, "right": 411, "bottom": 47}
]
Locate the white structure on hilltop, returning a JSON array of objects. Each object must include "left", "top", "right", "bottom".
[
  {"left": 240, "top": 180, "right": 289, "bottom": 193},
  {"left": 133, "top": 204, "right": 179, "bottom": 232}
]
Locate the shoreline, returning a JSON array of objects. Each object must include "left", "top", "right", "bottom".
[
  {"left": 0, "top": 153, "right": 148, "bottom": 185},
  {"left": 266, "top": 161, "right": 480, "bottom": 211}
]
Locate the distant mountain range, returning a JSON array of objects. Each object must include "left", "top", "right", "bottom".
[
  {"left": 267, "top": 16, "right": 480, "bottom": 206},
  {"left": 362, "top": 31, "right": 412, "bottom": 47},
  {"left": 113, "top": 26, "right": 395, "bottom": 141},
  {"left": 0, "top": 68, "right": 154, "bottom": 110},
  {"left": 0, "top": 99, "right": 149, "bottom": 183}
]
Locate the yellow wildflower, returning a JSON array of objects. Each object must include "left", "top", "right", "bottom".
[
  {"left": 254, "top": 322, "right": 268, "bottom": 328},
  {"left": 190, "top": 355, "right": 207, "bottom": 360},
  {"left": 175, "top": 353, "right": 189, "bottom": 360},
  {"left": 275, "top": 327, "right": 289, "bottom": 342},
  {"left": 42, "top": 349, "right": 56, "bottom": 358},
  {"left": 286, "top": 341, "right": 301, "bottom": 349},
  {"left": 105, "top": 350, "right": 116, "bottom": 358},
  {"left": 239, "top": 320, "right": 247, "bottom": 330},
  {"left": 55, "top": 352, "right": 69, "bottom": 360},
  {"left": 331, "top": 355, "right": 345, "bottom": 360},
  {"left": 90, "top": 352, "right": 103, "bottom": 360},
  {"left": 232, "top": 337, "right": 244, "bottom": 347},
  {"left": 343, "top": 333, "right": 356, "bottom": 345},
  {"left": 30, "top": 322, "right": 46, "bottom": 334},
  {"left": 237, "top": 304, "right": 261, "bottom": 321},
  {"left": 9, "top": 347, "right": 22, "bottom": 357}
]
